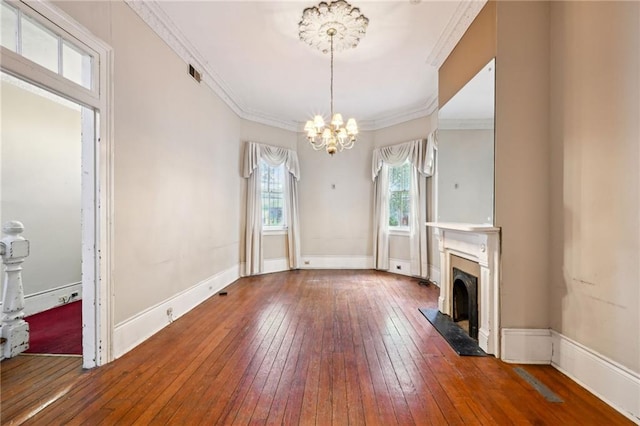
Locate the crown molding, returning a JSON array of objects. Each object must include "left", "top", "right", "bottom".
[
  {"left": 363, "top": 95, "right": 438, "bottom": 131},
  {"left": 438, "top": 118, "right": 494, "bottom": 130},
  {"left": 294, "top": 95, "right": 438, "bottom": 133},
  {"left": 241, "top": 107, "right": 299, "bottom": 132},
  {"left": 425, "top": 0, "right": 487, "bottom": 68},
  {"left": 126, "top": 1, "right": 462, "bottom": 133}
]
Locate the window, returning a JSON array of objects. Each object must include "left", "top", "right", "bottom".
[
  {"left": 1, "top": 0, "right": 94, "bottom": 90},
  {"left": 389, "top": 161, "right": 411, "bottom": 230},
  {"left": 261, "top": 161, "right": 286, "bottom": 229}
]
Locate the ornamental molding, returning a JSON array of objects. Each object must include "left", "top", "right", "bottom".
[
  {"left": 298, "top": 0, "right": 369, "bottom": 54},
  {"left": 425, "top": 0, "right": 487, "bottom": 67}
]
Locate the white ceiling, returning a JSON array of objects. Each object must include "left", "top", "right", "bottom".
[{"left": 128, "top": 0, "right": 486, "bottom": 131}]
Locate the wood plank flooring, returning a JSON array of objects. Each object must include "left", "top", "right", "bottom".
[{"left": 1, "top": 270, "right": 632, "bottom": 425}]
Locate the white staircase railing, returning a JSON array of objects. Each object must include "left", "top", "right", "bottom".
[{"left": 1, "top": 221, "right": 30, "bottom": 360}]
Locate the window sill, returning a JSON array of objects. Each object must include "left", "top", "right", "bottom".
[
  {"left": 389, "top": 228, "right": 410, "bottom": 236},
  {"left": 263, "top": 228, "right": 288, "bottom": 236}
]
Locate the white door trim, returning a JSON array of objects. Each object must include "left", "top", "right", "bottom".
[{"left": 1, "top": 0, "right": 114, "bottom": 367}]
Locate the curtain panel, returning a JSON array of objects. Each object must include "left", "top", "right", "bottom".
[
  {"left": 242, "top": 141, "right": 301, "bottom": 276},
  {"left": 372, "top": 134, "right": 435, "bottom": 277}
]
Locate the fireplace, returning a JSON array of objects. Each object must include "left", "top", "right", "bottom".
[
  {"left": 452, "top": 267, "right": 479, "bottom": 340},
  {"left": 426, "top": 222, "right": 501, "bottom": 356}
]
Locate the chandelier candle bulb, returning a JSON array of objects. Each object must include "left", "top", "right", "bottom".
[{"left": 299, "top": 0, "right": 368, "bottom": 155}]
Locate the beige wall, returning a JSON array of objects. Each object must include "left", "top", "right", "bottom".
[
  {"left": 297, "top": 131, "right": 374, "bottom": 257},
  {"left": 240, "top": 120, "right": 297, "bottom": 150},
  {"left": 494, "top": 1, "right": 550, "bottom": 329},
  {"left": 296, "top": 115, "right": 437, "bottom": 266},
  {"left": 1, "top": 81, "right": 81, "bottom": 298},
  {"left": 549, "top": 1, "right": 639, "bottom": 372},
  {"left": 55, "top": 1, "right": 243, "bottom": 324}
]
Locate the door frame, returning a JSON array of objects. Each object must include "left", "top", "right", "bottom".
[{"left": 0, "top": 0, "right": 114, "bottom": 367}]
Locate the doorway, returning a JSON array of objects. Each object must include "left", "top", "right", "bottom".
[
  {"left": 1, "top": 72, "right": 86, "bottom": 355},
  {"left": 0, "top": 0, "right": 113, "bottom": 367}
]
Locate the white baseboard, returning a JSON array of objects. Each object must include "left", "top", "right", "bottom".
[
  {"left": 263, "top": 258, "right": 289, "bottom": 274},
  {"left": 429, "top": 265, "right": 440, "bottom": 286},
  {"left": 388, "top": 258, "right": 412, "bottom": 277},
  {"left": 301, "top": 255, "right": 373, "bottom": 269},
  {"left": 112, "top": 264, "right": 240, "bottom": 359},
  {"left": 501, "top": 328, "right": 553, "bottom": 364},
  {"left": 22, "top": 282, "right": 82, "bottom": 316},
  {"left": 551, "top": 331, "right": 640, "bottom": 423},
  {"left": 239, "top": 259, "right": 289, "bottom": 276}
]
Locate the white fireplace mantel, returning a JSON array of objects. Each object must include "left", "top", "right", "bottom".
[{"left": 426, "top": 222, "right": 501, "bottom": 356}]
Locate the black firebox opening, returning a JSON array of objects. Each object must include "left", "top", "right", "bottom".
[{"left": 452, "top": 267, "right": 479, "bottom": 340}]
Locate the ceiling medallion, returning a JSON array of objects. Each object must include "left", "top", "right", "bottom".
[{"left": 299, "top": 0, "right": 369, "bottom": 53}]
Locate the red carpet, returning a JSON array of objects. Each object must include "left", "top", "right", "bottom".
[{"left": 24, "top": 301, "right": 82, "bottom": 355}]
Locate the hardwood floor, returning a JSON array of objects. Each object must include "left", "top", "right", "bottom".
[{"left": 1, "top": 270, "right": 631, "bottom": 425}]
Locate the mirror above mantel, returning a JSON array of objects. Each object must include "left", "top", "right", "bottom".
[{"left": 436, "top": 58, "right": 495, "bottom": 225}]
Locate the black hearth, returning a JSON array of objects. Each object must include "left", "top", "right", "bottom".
[{"left": 452, "top": 267, "right": 479, "bottom": 340}]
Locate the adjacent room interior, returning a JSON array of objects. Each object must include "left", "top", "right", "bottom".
[{"left": 0, "top": 0, "right": 638, "bottom": 424}]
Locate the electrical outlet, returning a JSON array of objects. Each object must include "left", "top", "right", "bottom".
[
  {"left": 166, "top": 307, "right": 173, "bottom": 316},
  {"left": 71, "top": 292, "right": 79, "bottom": 299},
  {"left": 304, "top": 260, "right": 310, "bottom": 265},
  {"left": 396, "top": 265, "right": 402, "bottom": 270}
]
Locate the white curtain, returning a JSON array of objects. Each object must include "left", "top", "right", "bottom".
[
  {"left": 242, "top": 141, "right": 301, "bottom": 276},
  {"left": 372, "top": 134, "right": 435, "bottom": 277}
]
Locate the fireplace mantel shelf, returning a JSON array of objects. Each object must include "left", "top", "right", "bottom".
[{"left": 426, "top": 222, "right": 500, "bottom": 233}]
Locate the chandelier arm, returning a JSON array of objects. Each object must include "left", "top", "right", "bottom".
[{"left": 309, "top": 138, "right": 326, "bottom": 150}]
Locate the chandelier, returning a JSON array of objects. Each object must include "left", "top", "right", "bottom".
[{"left": 299, "top": 1, "right": 369, "bottom": 155}]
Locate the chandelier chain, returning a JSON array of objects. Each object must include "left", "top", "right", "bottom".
[{"left": 330, "top": 31, "right": 334, "bottom": 119}]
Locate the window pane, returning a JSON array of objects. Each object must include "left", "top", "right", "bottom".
[
  {"left": 21, "top": 15, "right": 59, "bottom": 73},
  {"left": 261, "top": 162, "right": 285, "bottom": 227},
  {"left": 1, "top": 2, "right": 18, "bottom": 52},
  {"left": 389, "top": 162, "right": 411, "bottom": 228},
  {"left": 63, "top": 40, "right": 92, "bottom": 89}
]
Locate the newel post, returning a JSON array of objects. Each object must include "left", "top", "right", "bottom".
[{"left": 1, "top": 221, "right": 30, "bottom": 358}]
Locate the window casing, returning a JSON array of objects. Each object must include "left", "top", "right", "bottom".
[
  {"left": 1, "top": 0, "right": 94, "bottom": 91},
  {"left": 261, "top": 161, "right": 286, "bottom": 231},
  {"left": 388, "top": 161, "right": 411, "bottom": 232}
]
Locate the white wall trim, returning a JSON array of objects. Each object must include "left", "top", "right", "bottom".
[
  {"left": 388, "top": 258, "right": 412, "bottom": 277},
  {"left": 501, "top": 328, "right": 553, "bottom": 364},
  {"left": 551, "top": 331, "right": 640, "bottom": 424},
  {"left": 302, "top": 255, "right": 373, "bottom": 269},
  {"left": 429, "top": 264, "right": 441, "bottom": 286},
  {"left": 112, "top": 264, "right": 240, "bottom": 359},
  {"left": 22, "top": 282, "right": 82, "bottom": 316},
  {"left": 263, "top": 258, "right": 289, "bottom": 275}
]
